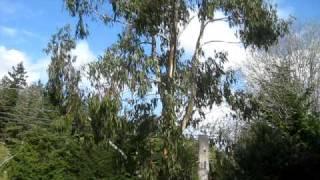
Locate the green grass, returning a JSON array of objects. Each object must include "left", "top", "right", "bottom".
[
  {"left": 0, "top": 143, "right": 9, "bottom": 180},
  {"left": 0, "top": 144, "right": 9, "bottom": 161}
]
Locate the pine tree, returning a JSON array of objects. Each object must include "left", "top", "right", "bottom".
[{"left": 0, "top": 62, "right": 28, "bottom": 140}]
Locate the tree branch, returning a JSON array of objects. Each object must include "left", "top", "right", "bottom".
[
  {"left": 108, "top": 140, "right": 127, "bottom": 160},
  {"left": 205, "top": 17, "right": 229, "bottom": 26},
  {"left": 201, "top": 40, "right": 241, "bottom": 47},
  {"left": 0, "top": 155, "right": 16, "bottom": 167},
  {"left": 181, "top": 19, "right": 206, "bottom": 130}
]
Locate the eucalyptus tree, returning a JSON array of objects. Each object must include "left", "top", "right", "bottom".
[
  {"left": 45, "top": 25, "right": 86, "bottom": 134},
  {"left": 63, "top": 0, "right": 288, "bottom": 178}
]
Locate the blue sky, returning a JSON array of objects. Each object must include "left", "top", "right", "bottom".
[
  {"left": 0, "top": 0, "right": 120, "bottom": 57},
  {"left": 0, "top": 0, "right": 319, "bottom": 83},
  {"left": 276, "top": 0, "right": 320, "bottom": 20}
]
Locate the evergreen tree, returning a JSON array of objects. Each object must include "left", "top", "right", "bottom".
[
  {"left": 5, "top": 62, "right": 27, "bottom": 89},
  {"left": 214, "top": 40, "right": 320, "bottom": 180},
  {"left": 0, "top": 62, "right": 28, "bottom": 141}
]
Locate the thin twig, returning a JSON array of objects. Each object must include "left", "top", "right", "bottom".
[
  {"left": 205, "top": 17, "right": 229, "bottom": 26},
  {"left": 201, "top": 40, "right": 241, "bottom": 47},
  {"left": 0, "top": 155, "right": 16, "bottom": 168},
  {"left": 108, "top": 140, "right": 127, "bottom": 160}
]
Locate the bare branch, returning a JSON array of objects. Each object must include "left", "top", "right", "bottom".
[
  {"left": 108, "top": 140, "right": 128, "bottom": 160},
  {"left": 158, "top": 33, "right": 170, "bottom": 42},
  {"left": 205, "top": 17, "right": 229, "bottom": 26},
  {"left": 0, "top": 155, "right": 16, "bottom": 167},
  {"left": 201, "top": 40, "right": 241, "bottom": 47},
  {"left": 138, "top": 41, "right": 152, "bottom": 46}
]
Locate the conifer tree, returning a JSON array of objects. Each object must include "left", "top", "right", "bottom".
[{"left": 0, "top": 62, "right": 28, "bottom": 140}]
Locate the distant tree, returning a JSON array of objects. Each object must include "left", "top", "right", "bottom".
[
  {"left": 0, "top": 62, "right": 28, "bottom": 140},
  {"left": 0, "top": 62, "right": 28, "bottom": 110},
  {"left": 247, "top": 23, "right": 320, "bottom": 112},
  {"left": 211, "top": 64, "right": 320, "bottom": 179},
  {"left": 1, "top": 62, "right": 27, "bottom": 89},
  {"left": 217, "top": 25, "right": 320, "bottom": 179}
]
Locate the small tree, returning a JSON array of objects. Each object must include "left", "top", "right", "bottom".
[
  {"left": 1, "top": 62, "right": 27, "bottom": 89},
  {"left": 0, "top": 62, "right": 28, "bottom": 140}
]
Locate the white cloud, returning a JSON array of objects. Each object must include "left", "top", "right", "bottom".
[
  {"left": 21, "top": 30, "right": 40, "bottom": 39},
  {"left": 179, "top": 11, "right": 247, "bottom": 71},
  {"left": 199, "top": 103, "right": 234, "bottom": 128},
  {"left": 0, "top": 26, "right": 43, "bottom": 40},
  {"left": 71, "top": 41, "right": 96, "bottom": 89},
  {"left": 277, "top": 6, "right": 294, "bottom": 19},
  {"left": 72, "top": 41, "right": 96, "bottom": 68},
  {"left": 179, "top": 4, "right": 292, "bottom": 71},
  {"left": 184, "top": 102, "right": 242, "bottom": 137},
  {"left": 26, "top": 57, "right": 50, "bottom": 83},
  {"left": 0, "top": 45, "right": 28, "bottom": 78},
  {"left": 0, "top": 26, "right": 17, "bottom": 37},
  {"left": 179, "top": 7, "right": 291, "bottom": 134},
  {"left": 0, "top": 45, "right": 49, "bottom": 84},
  {"left": 0, "top": 41, "right": 95, "bottom": 85}
]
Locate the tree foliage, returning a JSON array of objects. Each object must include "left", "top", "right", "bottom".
[
  {"left": 62, "top": 1, "right": 288, "bottom": 177},
  {"left": 0, "top": 63, "right": 28, "bottom": 141},
  {"left": 212, "top": 24, "right": 320, "bottom": 180}
]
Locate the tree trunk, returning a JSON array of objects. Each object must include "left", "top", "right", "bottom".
[{"left": 181, "top": 20, "right": 206, "bottom": 130}]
